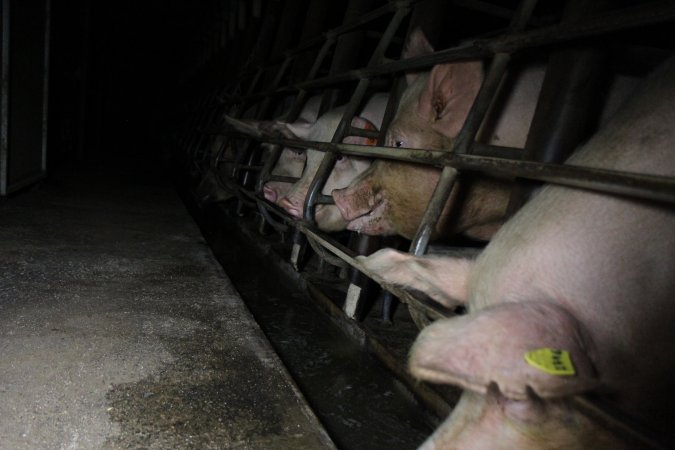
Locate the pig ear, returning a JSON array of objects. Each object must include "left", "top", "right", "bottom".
[
  {"left": 402, "top": 28, "right": 435, "bottom": 85},
  {"left": 409, "top": 301, "right": 600, "bottom": 401},
  {"left": 343, "top": 116, "right": 379, "bottom": 146},
  {"left": 416, "top": 61, "right": 483, "bottom": 138}
]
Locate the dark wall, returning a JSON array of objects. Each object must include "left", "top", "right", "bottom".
[{"left": 48, "top": 0, "right": 226, "bottom": 168}]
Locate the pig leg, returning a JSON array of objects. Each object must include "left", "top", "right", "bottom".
[{"left": 357, "top": 249, "right": 474, "bottom": 309}]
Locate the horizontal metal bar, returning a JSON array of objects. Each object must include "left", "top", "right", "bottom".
[
  {"left": 317, "top": 194, "right": 334, "bottom": 205},
  {"left": 225, "top": 135, "right": 675, "bottom": 204},
  {"left": 236, "top": 164, "right": 263, "bottom": 171},
  {"left": 481, "top": 1, "right": 675, "bottom": 54},
  {"left": 451, "top": 154, "right": 675, "bottom": 204},
  {"left": 296, "top": 221, "right": 670, "bottom": 449},
  {"left": 267, "top": 174, "right": 300, "bottom": 184},
  {"left": 346, "top": 127, "right": 380, "bottom": 139},
  {"left": 225, "top": 1, "right": 675, "bottom": 103},
  {"left": 572, "top": 396, "right": 670, "bottom": 450},
  {"left": 224, "top": 0, "right": 418, "bottom": 90},
  {"left": 298, "top": 224, "right": 455, "bottom": 321}
]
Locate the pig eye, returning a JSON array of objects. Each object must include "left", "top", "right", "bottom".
[
  {"left": 336, "top": 154, "right": 344, "bottom": 161},
  {"left": 395, "top": 140, "right": 404, "bottom": 148}
]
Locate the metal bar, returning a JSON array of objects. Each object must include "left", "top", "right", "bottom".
[
  {"left": 234, "top": 0, "right": 415, "bottom": 78},
  {"left": 298, "top": 215, "right": 671, "bottom": 449},
  {"left": 482, "top": 0, "right": 675, "bottom": 54},
  {"left": 268, "top": 174, "right": 301, "bottom": 183},
  {"left": 409, "top": 52, "right": 513, "bottom": 255},
  {"left": 409, "top": 0, "right": 538, "bottom": 256},
  {"left": 303, "top": 4, "right": 411, "bottom": 224},
  {"left": 572, "top": 396, "right": 670, "bottom": 450},
  {"left": 345, "top": 127, "right": 380, "bottom": 139},
  {"left": 299, "top": 224, "right": 452, "bottom": 321},
  {"left": 215, "top": 132, "right": 675, "bottom": 205},
  {"left": 302, "top": 78, "right": 370, "bottom": 223},
  {"left": 223, "top": 1, "right": 675, "bottom": 104}
]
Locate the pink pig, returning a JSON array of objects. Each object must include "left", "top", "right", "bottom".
[
  {"left": 332, "top": 30, "right": 544, "bottom": 241},
  {"left": 276, "top": 93, "right": 389, "bottom": 231},
  {"left": 224, "top": 95, "right": 322, "bottom": 204},
  {"left": 359, "top": 56, "right": 675, "bottom": 449}
]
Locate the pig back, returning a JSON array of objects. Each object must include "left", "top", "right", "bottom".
[{"left": 466, "top": 55, "right": 675, "bottom": 436}]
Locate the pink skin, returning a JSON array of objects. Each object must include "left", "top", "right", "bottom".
[
  {"left": 333, "top": 29, "right": 515, "bottom": 241},
  {"left": 224, "top": 96, "right": 322, "bottom": 205},
  {"left": 359, "top": 57, "right": 675, "bottom": 448},
  {"left": 262, "top": 147, "right": 307, "bottom": 203},
  {"left": 276, "top": 93, "right": 388, "bottom": 231},
  {"left": 332, "top": 31, "right": 633, "bottom": 241}
]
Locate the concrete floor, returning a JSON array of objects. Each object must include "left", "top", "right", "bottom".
[{"left": 0, "top": 166, "right": 335, "bottom": 449}]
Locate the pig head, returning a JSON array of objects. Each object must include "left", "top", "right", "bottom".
[
  {"left": 359, "top": 55, "right": 675, "bottom": 448},
  {"left": 333, "top": 30, "right": 512, "bottom": 241},
  {"left": 223, "top": 95, "right": 322, "bottom": 204},
  {"left": 276, "top": 93, "right": 388, "bottom": 232}
]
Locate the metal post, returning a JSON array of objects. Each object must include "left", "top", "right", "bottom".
[{"left": 409, "top": 0, "right": 539, "bottom": 256}]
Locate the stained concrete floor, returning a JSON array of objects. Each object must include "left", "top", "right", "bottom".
[{"left": 0, "top": 165, "right": 335, "bottom": 449}]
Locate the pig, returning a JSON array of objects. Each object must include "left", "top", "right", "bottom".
[
  {"left": 332, "top": 29, "right": 540, "bottom": 241},
  {"left": 276, "top": 93, "right": 389, "bottom": 231},
  {"left": 333, "top": 30, "right": 634, "bottom": 241},
  {"left": 358, "top": 55, "right": 675, "bottom": 448},
  {"left": 223, "top": 95, "right": 322, "bottom": 204}
]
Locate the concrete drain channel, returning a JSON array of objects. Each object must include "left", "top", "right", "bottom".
[{"left": 187, "top": 197, "right": 459, "bottom": 450}]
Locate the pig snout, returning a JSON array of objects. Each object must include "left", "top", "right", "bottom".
[
  {"left": 332, "top": 179, "right": 378, "bottom": 222},
  {"left": 279, "top": 196, "right": 303, "bottom": 219}
]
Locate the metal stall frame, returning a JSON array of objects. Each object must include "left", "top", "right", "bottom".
[{"left": 180, "top": 1, "right": 675, "bottom": 448}]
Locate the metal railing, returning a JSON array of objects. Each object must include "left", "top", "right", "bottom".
[{"left": 178, "top": 1, "right": 675, "bottom": 448}]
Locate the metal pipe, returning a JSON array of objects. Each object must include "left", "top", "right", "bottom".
[
  {"left": 216, "top": 131, "right": 675, "bottom": 205},
  {"left": 409, "top": 51, "right": 514, "bottom": 255},
  {"left": 223, "top": 1, "right": 675, "bottom": 104},
  {"left": 303, "top": 5, "right": 411, "bottom": 224}
]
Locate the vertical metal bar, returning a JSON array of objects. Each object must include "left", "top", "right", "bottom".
[
  {"left": 409, "top": 0, "right": 539, "bottom": 256},
  {"left": 0, "top": 0, "right": 9, "bottom": 196},
  {"left": 409, "top": 52, "right": 512, "bottom": 255},
  {"left": 303, "top": 77, "right": 372, "bottom": 223},
  {"left": 311, "top": 4, "right": 411, "bottom": 317},
  {"left": 506, "top": 0, "right": 612, "bottom": 215},
  {"left": 303, "top": 5, "right": 411, "bottom": 224}
]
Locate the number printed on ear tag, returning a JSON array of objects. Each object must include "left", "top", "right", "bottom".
[{"left": 524, "top": 348, "right": 576, "bottom": 376}]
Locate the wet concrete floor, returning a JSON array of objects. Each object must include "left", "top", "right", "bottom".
[
  {"left": 190, "top": 200, "right": 438, "bottom": 450},
  {"left": 0, "top": 166, "right": 335, "bottom": 449}
]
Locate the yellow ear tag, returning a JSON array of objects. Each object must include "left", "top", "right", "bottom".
[{"left": 524, "top": 348, "right": 576, "bottom": 376}]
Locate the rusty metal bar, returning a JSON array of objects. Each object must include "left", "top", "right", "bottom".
[
  {"left": 572, "top": 396, "right": 670, "bottom": 450},
  {"left": 216, "top": 130, "right": 675, "bottom": 205},
  {"left": 237, "top": 0, "right": 416, "bottom": 79},
  {"left": 409, "top": 0, "right": 539, "bottom": 256},
  {"left": 299, "top": 224, "right": 453, "bottom": 322},
  {"left": 303, "top": 4, "right": 411, "bottom": 224},
  {"left": 225, "top": 1, "right": 675, "bottom": 104},
  {"left": 294, "top": 212, "right": 672, "bottom": 449}
]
